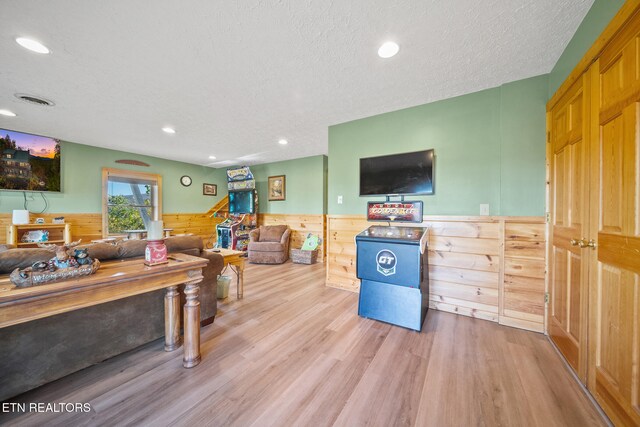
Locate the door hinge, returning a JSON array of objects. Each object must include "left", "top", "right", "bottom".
[
  {"left": 545, "top": 212, "right": 550, "bottom": 223},
  {"left": 545, "top": 293, "right": 549, "bottom": 304}
]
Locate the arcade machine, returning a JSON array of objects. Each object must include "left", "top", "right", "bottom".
[
  {"left": 355, "top": 201, "right": 429, "bottom": 331},
  {"left": 216, "top": 166, "right": 258, "bottom": 251}
]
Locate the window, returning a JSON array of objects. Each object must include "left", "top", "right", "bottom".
[{"left": 102, "top": 168, "right": 162, "bottom": 236}]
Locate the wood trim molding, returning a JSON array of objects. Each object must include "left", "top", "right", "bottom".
[
  {"left": 101, "top": 167, "right": 163, "bottom": 237},
  {"left": 547, "top": 0, "right": 640, "bottom": 110}
]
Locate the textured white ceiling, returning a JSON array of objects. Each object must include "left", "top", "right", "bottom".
[{"left": 0, "top": 0, "right": 593, "bottom": 167}]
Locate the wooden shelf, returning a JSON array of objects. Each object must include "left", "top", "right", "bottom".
[
  {"left": 10, "top": 223, "right": 68, "bottom": 230},
  {"left": 16, "top": 240, "right": 66, "bottom": 247},
  {"left": 7, "top": 223, "right": 71, "bottom": 247}
]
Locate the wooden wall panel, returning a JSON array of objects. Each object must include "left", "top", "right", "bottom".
[
  {"left": 0, "top": 212, "right": 223, "bottom": 247},
  {"left": 326, "top": 215, "right": 546, "bottom": 333},
  {"left": 500, "top": 221, "right": 546, "bottom": 333},
  {"left": 162, "top": 213, "right": 223, "bottom": 247},
  {"left": 258, "top": 214, "right": 326, "bottom": 261}
]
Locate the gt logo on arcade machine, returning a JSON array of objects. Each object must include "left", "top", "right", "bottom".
[{"left": 376, "top": 250, "right": 397, "bottom": 276}]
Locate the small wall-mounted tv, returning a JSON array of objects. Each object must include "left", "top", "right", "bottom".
[
  {"left": 0, "top": 128, "right": 61, "bottom": 192},
  {"left": 229, "top": 190, "right": 256, "bottom": 214},
  {"left": 360, "top": 149, "right": 434, "bottom": 196}
]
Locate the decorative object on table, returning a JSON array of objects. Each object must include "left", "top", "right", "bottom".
[
  {"left": 145, "top": 240, "right": 168, "bottom": 266},
  {"left": 147, "top": 220, "right": 163, "bottom": 240},
  {"left": 180, "top": 175, "right": 192, "bottom": 186},
  {"left": 145, "top": 220, "right": 168, "bottom": 266},
  {"left": 292, "top": 233, "right": 322, "bottom": 265},
  {"left": 203, "top": 183, "right": 217, "bottom": 196},
  {"left": 52, "top": 216, "right": 65, "bottom": 224},
  {"left": 21, "top": 230, "right": 49, "bottom": 243},
  {"left": 12, "top": 210, "right": 30, "bottom": 225},
  {"left": 73, "top": 248, "right": 93, "bottom": 265},
  {"left": 41, "top": 240, "right": 82, "bottom": 270},
  {"left": 268, "top": 175, "right": 286, "bottom": 201},
  {"left": 9, "top": 240, "right": 101, "bottom": 288},
  {"left": 34, "top": 217, "right": 45, "bottom": 224}
]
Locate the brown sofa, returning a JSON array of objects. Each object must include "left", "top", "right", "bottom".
[
  {"left": 0, "top": 235, "right": 223, "bottom": 402},
  {"left": 248, "top": 225, "right": 291, "bottom": 264}
]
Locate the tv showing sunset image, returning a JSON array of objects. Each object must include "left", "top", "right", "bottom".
[{"left": 0, "top": 128, "right": 61, "bottom": 192}]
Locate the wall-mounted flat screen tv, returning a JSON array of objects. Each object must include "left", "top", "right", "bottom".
[
  {"left": 0, "top": 128, "right": 61, "bottom": 192},
  {"left": 229, "top": 190, "right": 256, "bottom": 214},
  {"left": 360, "top": 149, "right": 434, "bottom": 196}
]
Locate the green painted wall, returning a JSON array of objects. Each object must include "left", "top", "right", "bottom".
[
  {"left": 328, "top": 74, "right": 548, "bottom": 216},
  {"left": 248, "top": 155, "right": 327, "bottom": 215},
  {"left": 0, "top": 141, "right": 227, "bottom": 214},
  {"left": 548, "top": 0, "right": 624, "bottom": 98},
  {"left": 500, "top": 76, "right": 549, "bottom": 215}
]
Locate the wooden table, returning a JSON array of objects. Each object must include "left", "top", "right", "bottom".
[
  {"left": 207, "top": 248, "right": 246, "bottom": 299},
  {"left": 0, "top": 253, "right": 208, "bottom": 368}
]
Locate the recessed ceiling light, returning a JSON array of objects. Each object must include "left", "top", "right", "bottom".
[
  {"left": 162, "top": 127, "right": 176, "bottom": 134},
  {"left": 0, "top": 109, "right": 17, "bottom": 117},
  {"left": 15, "top": 37, "right": 50, "bottom": 54},
  {"left": 208, "top": 155, "right": 217, "bottom": 160},
  {"left": 278, "top": 139, "right": 288, "bottom": 145},
  {"left": 378, "top": 41, "right": 399, "bottom": 58}
]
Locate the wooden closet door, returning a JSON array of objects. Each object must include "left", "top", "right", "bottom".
[
  {"left": 548, "top": 76, "right": 590, "bottom": 381},
  {"left": 588, "top": 31, "right": 640, "bottom": 425}
]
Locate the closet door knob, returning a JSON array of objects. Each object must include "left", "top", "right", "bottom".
[{"left": 570, "top": 238, "right": 580, "bottom": 246}]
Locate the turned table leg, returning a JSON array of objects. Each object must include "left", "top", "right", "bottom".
[
  {"left": 183, "top": 282, "right": 201, "bottom": 368},
  {"left": 164, "top": 285, "right": 181, "bottom": 351},
  {"left": 237, "top": 261, "right": 244, "bottom": 299}
]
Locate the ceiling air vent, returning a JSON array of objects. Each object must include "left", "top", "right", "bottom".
[{"left": 14, "top": 93, "right": 55, "bottom": 107}]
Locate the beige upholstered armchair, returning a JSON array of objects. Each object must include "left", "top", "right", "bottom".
[{"left": 248, "top": 225, "right": 291, "bottom": 264}]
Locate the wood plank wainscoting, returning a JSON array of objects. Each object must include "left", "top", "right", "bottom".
[
  {"left": 0, "top": 213, "right": 223, "bottom": 246},
  {"left": 326, "top": 215, "right": 545, "bottom": 333},
  {"left": 258, "top": 213, "right": 327, "bottom": 261}
]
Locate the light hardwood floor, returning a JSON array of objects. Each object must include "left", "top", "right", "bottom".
[{"left": 1, "top": 262, "right": 605, "bottom": 426}]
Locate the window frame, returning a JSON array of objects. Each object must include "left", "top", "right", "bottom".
[{"left": 101, "top": 167, "right": 163, "bottom": 237}]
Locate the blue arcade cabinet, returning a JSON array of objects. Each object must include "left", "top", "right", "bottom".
[{"left": 355, "top": 225, "right": 429, "bottom": 331}]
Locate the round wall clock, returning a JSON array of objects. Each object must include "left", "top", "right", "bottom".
[{"left": 180, "top": 175, "right": 192, "bottom": 186}]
